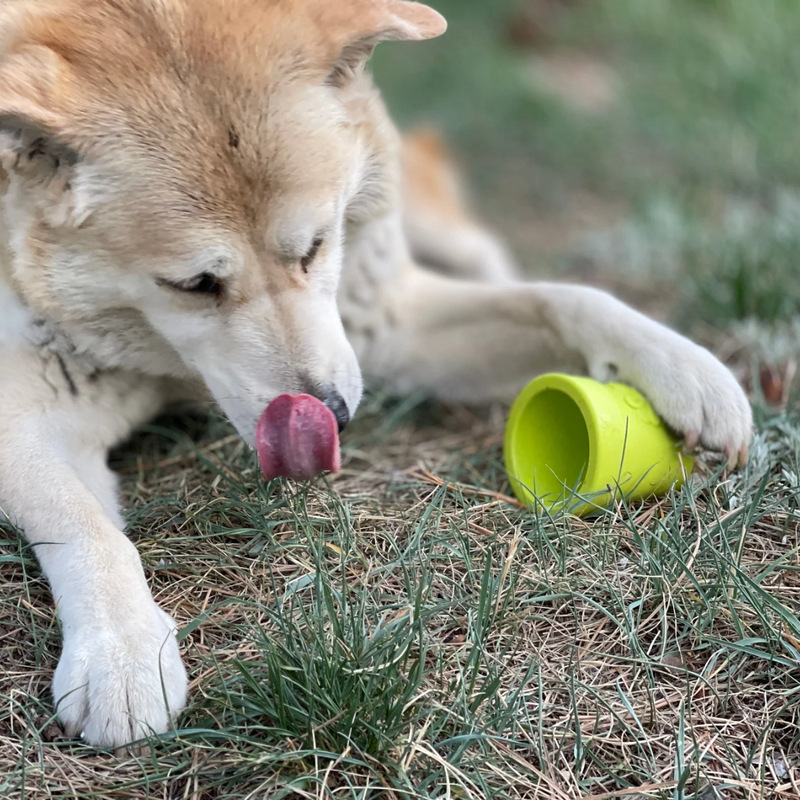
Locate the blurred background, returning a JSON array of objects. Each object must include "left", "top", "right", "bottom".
[{"left": 372, "top": 0, "right": 800, "bottom": 402}]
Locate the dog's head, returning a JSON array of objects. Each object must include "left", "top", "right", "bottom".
[{"left": 0, "top": 0, "right": 445, "bottom": 444}]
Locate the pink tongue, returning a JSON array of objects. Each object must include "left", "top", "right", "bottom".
[{"left": 256, "top": 394, "right": 341, "bottom": 481}]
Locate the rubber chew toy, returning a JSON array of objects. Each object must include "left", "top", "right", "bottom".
[{"left": 504, "top": 374, "right": 693, "bottom": 517}]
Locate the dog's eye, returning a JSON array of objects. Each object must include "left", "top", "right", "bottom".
[
  {"left": 186, "top": 273, "right": 224, "bottom": 296},
  {"left": 157, "top": 272, "right": 225, "bottom": 299},
  {"left": 300, "top": 237, "right": 324, "bottom": 273}
]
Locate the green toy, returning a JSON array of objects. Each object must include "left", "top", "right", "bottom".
[{"left": 504, "top": 374, "right": 693, "bottom": 517}]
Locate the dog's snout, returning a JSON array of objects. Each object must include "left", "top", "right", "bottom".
[{"left": 323, "top": 389, "right": 351, "bottom": 433}]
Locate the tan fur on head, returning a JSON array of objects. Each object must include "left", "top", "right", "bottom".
[
  {"left": 0, "top": 0, "right": 446, "bottom": 440},
  {"left": 0, "top": 45, "right": 67, "bottom": 136}
]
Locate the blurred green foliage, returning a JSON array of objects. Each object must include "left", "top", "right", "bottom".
[{"left": 374, "top": 0, "right": 800, "bottom": 199}]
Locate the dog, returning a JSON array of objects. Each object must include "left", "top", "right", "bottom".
[{"left": 0, "top": 0, "right": 752, "bottom": 750}]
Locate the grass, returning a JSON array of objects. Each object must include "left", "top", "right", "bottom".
[
  {"left": 2, "top": 397, "right": 799, "bottom": 798},
  {"left": 2, "top": 0, "right": 800, "bottom": 797}
]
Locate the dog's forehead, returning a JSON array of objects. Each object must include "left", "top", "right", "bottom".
[
  {"left": 17, "top": 0, "right": 364, "bottom": 224},
  {"left": 21, "top": 0, "right": 408, "bottom": 91}
]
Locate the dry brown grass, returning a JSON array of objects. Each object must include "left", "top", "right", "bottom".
[{"left": 1, "top": 387, "right": 799, "bottom": 799}]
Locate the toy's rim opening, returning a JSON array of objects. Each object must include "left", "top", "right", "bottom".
[{"left": 507, "top": 378, "right": 598, "bottom": 508}]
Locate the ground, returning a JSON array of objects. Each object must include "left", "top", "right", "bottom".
[{"left": 2, "top": 0, "right": 800, "bottom": 798}]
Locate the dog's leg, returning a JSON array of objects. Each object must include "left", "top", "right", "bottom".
[
  {"left": 401, "top": 131, "right": 520, "bottom": 284},
  {"left": 347, "top": 225, "right": 751, "bottom": 464},
  {"left": 0, "top": 346, "right": 187, "bottom": 751}
]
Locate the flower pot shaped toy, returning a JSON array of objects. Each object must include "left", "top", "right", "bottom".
[{"left": 505, "top": 374, "right": 693, "bottom": 517}]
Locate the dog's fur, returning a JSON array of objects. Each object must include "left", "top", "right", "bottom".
[{"left": 0, "top": 0, "right": 752, "bottom": 750}]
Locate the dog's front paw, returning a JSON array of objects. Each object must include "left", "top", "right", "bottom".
[
  {"left": 53, "top": 602, "right": 188, "bottom": 752},
  {"left": 626, "top": 338, "right": 753, "bottom": 467}
]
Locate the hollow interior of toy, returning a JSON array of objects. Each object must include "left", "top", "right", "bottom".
[{"left": 512, "top": 388, "right": 590, "bottom": 503}]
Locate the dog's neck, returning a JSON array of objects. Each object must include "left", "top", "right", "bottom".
[{"left": 0, "top": 253, "right": 194, "bottom": 382}]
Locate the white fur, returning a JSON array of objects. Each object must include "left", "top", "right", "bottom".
[
  {"left": 0, "top": 279, "right": 29, "bottom": 343},
  {"left": 0, "top": 333, "right": 187, "bottom": 749}
]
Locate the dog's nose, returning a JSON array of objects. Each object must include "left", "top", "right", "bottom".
[{"left": 322, "top": 389, "right": 351, "bottom": 433}]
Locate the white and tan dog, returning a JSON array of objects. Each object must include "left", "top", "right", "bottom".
[{"left": 0, "top": 0, "right": 752, "bottom": 750}]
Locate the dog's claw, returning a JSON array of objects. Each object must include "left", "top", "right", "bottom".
[
  {"left": 685, "top": 430, "right": 700, "bottom": 452},
  {"left": 724, "top": 442, "right": 751, "bottom": 471},
  {"left": 738, "top": 444, "right": 749, "bottom": 469},
  {"left": 115, "top": 743, "right": 151, "bottom": 759}
]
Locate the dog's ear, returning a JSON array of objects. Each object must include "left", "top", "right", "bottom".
[
  {"left": 0, "top": 46, "right": 89, "bottom": 226},
  {"left": 326, "top": 1, "right": 447, "bottom": 87},
  {"left": 377, "top": 0, "right": 448, "bottom": 41},
  {"left": 0, "top": 46, "right": 69, "bottom": 149}
]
